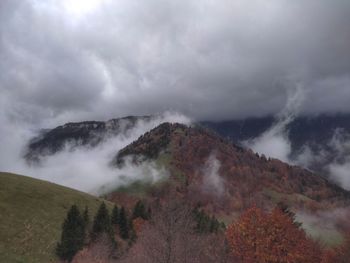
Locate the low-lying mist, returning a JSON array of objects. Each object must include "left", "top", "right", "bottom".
[
  {"left": 201, "top": 153, "right": 225, "bottom": 197},
  {"left": 0, "top": 112, "right": 190, "bottom": 194},
  {"left": 244, "top": 86, "right": 350, "bottom": 191}
]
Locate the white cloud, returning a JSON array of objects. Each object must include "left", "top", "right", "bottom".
[{"left": 0, "top": 110, "right": 190, "bottom": 193}]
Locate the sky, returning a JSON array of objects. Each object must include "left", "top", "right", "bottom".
[{"left": 1, "top": 0, "right": 350, "bottom": 129}]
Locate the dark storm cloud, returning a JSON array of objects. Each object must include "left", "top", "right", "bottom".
[{"left": 1, "top": 0, "right": 350, "bottom": 126}]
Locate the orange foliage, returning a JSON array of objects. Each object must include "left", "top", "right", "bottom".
[
  {"left": 132, "top": 217, "right": 146, "bottom": 235},
  {"left": 226, "top": 205, "right": 322, "bottom": 263},
  {"left": 329, "top": 233, "right": 350, "bottom": 263},
  {"left": 320, "top": 249, "right": 338, "bottom": 263}
]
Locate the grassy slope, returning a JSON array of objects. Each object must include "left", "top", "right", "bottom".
[{"left": 0, "top": 172, "right": 113, "bottom": 263}]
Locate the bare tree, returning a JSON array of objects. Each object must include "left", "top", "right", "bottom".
[{"left": 121, "top": 197, "right": 235, "bottom": 263}]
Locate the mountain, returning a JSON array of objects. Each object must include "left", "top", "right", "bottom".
[
  {"left": 25, "top": 114, "right": 350, "bottom": 177},
  {"left": 202, "top": 114, "right": 350, "bottom": 175},
  {"left": 111, "top": 123, "right": 350, "bottom": 214},
  {"left": 202, "top": 114, "right": 350, "bottom": 149},
  {"left": 0, "top": 172, "right": 113, "bottom": 263},
  {"left": 7, "top": 120, "right": 350, "bottom": 262},
  {"left": 24, "top": 116, "right": 152, "bottom": 163},
  {"left": 23, "top": 114, "right": 350, "bottom": 213}
]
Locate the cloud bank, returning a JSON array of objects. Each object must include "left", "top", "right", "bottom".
[
  {"left": 1, "top": 0, "right": 350, "bottom": 192},
  {"left": 1, "top": 0, "right": 350, "bottom": 127},
  {"left": 244, "top": 85, "right": 304, "bottom": 162},
  {"left": 0, "top": 111, "right": 191, "bottom": 193},
  {"left": 244, "top": 87, "right": 350, "bottom": 190}
]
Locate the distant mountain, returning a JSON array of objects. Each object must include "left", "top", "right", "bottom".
[
  {"left": 202, "top": 114, "right": 350, "bottom": 175},
  {"left": 24, "top": 116, "right": 152, "bottom": 163},
  {"left": 202, "top": 114, "right": 350, "bottom": 151}
]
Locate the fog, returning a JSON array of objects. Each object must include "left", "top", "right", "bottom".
[
  {"left": 1, "top": 0, "right": 350, "bottom": 193},
  {"left": 201, "top": 153, "right": 225, "bottom": 196},
  {"left": 296, "top": 208, "right": 350, "bottom": 245},
  {"left": 0, "top": 112, "right": 190, "bottom": 194},
  {"left": 244, "top": 87, "right": 350, "bottom": 190},
  {"left": 244, "top": 85, "right": 304, "bottom": 162}
]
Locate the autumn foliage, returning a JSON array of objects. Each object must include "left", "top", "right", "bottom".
[
  {"left": 226, "top": 205, "right": 322, "bottom": 263},
  {"left": 321, "top": 232, "right": 350, "bottom": 263}
]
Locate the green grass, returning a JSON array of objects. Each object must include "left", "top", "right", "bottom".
[{"left": 0, "top": 172, "right": 114, "bottom": 263}]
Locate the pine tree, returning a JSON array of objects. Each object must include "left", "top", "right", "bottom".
[
  {"left": 111, "top": 205, "right": 119, "bottom": 225},
  {"left": 92, "top": 202, "right": 111, "bottom": 235},
  {"left": 83, "top": 206, "right": 89, "bottom": 228},
  {"left": 56, "top": 205, "right": 85, "bottom": 262},
  {"left": 132, "top": 200, "right": 149, "bottom": 220},
  {"left": 209, "top": 216, "right": 220, "bottom": 233},
  {"left": 119, "top": 206, "right": 129, "bottom": 239}
]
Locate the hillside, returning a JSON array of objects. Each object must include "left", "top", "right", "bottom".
[
  {"left": 113, "top": 123, "right": 350, "bottom": 210},
  {"left": 109, "top": 122, "right": 350, "bottom": 237},
  {"left": 0, "top": 172, "right": 113, "bottom": 263},
  {"left": 107, "top": 123, "right": 350, "bottom": 249}
]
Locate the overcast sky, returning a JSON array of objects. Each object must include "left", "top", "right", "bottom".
[{"left": 1, "top": 0, "right": 350, "bottom": 127}]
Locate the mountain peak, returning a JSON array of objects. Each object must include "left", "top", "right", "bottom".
[{"left": 113, "top": 122, "right": 350, "bottom": 214}]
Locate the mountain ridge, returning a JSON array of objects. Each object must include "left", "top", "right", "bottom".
[{"left": 111, "top": 122, "right": 350, "bottom": 214}]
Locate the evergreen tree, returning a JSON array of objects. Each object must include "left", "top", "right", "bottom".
[
  {"left": 56, "top": 205, "right": 85, "bottom": 262},
  {"left": 209, "top": 215, "right": 220, "bottom": 233},
  {"left": 83, "top": 206, "right": 89, "bottom": 228},
  {"left": 277, "top": 202, "right": 302, "bottom": 227},
  {"left": 92, "top": 202, "right": 111, "bottom": 235},
  {"left": 119, "top": 206, "right": 129, "bottom": 239},
  {"left": 132, "top": 200, "right": 149, "bottom": 220},
  {"left": 111, "top": 205, "right": 119, "bottom": 225},
  {"left": 193, "top": 207, "right": 221, "bottom": 233}
]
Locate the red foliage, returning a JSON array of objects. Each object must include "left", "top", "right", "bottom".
[
  {"left": 132, "top": 217, "right": 146, "bottom": 235},
  {"left": 226, "top": 205, "right": 322, "bottom": 263},
  {"left": 327, "top": 233, "right": 350, "bottom": 263}
]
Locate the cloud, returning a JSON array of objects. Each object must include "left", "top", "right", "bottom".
[
  {"left": 0, "top": 110, "right": 190, "bottom": 193},
  {"left": 302, "top": 129, "right": 350, "bottom": 190},
  {"left": 1, "top": 0, "right": 350, "bottom": 127},
  {"left": 201, "top": 153, "right": 225, "bottom": 196},
  {"left": 244, "top": 85, "right": 304, "bottom": 162},
  {"left": 296, "top": 208, "right": 349, "bottom": 245},
  {"left": 1, "top": 0, "right": 350, "bottom": 192},
  {"left": 243, "top": 87, "right": 350, "bottom": 190}
]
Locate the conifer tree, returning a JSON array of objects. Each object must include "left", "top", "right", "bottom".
[
  {"left": 83, "top": 206, "right": 89, "bottom": 228},
  {"left": 92, "top": 202, "right": 111, "bottom": 235},
  {"left": 209, "top": 215, "right": 220, "bottom": 233},
  {"left": 56, "top": 205, "right": 85, "bottom": 262},
  {"left": 111, "top": 205, "right": 119, "bottom": 225},
  {"left": 132, "top": 200, "right": 149, "bottom": 220},
  {"left": 119, "top": 206, "right": 129, "bottom": 239}
]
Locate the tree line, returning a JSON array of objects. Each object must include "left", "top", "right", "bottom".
[
  {"left": 56, "top": 198, "right": 350, "bottom": 262},
  {"left": 56, "top": 200, "right": 150, "bottom": 262}
]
